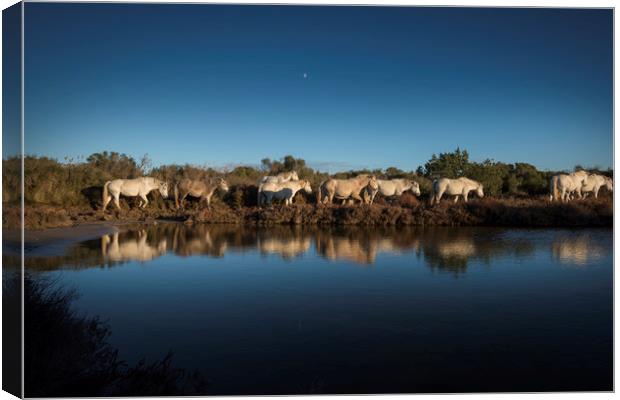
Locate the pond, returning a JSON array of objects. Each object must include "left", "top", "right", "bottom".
[{"left": 26, "top": 223, "right": 613, "bottom": 394}]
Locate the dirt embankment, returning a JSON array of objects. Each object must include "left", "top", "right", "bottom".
[{"left": 4, "top": 196, "right": 613, "bottom": 230}]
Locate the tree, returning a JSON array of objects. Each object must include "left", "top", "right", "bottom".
[
  {"left": 260, "top": 158, "right": 271, "bottom": 172},
  {"left": 466, "top": 159, "right": 509, "bottom": 196},
  {"left": 423, "top": 148, "right": 469, "bottom": 178}
]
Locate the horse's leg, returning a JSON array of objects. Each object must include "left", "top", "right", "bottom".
[
  {"left": 575, "top": 188, "right": 583, "bottom": 200},
  {"left": 453, "top": 195, "right": 459, "bottom": 204},
  {"left": 140, "top": 193, "right": 149, "bottom": 208},
  {"left": 594, "top": 188, "right": 599, "bottom": 199},
  {"left": 180, "top": 193, "right": 188, "bottom": 209},
  {"left": 114, "top": 194, "right": 121, "bottom": 210},
  {"left": 205, "top": 195, "right": 211, "bottom": 210},
  {"left": 436, "top": 189, "right": 445, "bottom": 205},
  {"left": 103, "top": 194, "right": 112, "bottom": 211},
  {"left": 463, "top": 191, "right": 469, "bottom": 202},
  {"left": 351, "top": 192, "right": 363, "bottom": 204}
]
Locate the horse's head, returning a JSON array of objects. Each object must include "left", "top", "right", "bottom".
[
  {"left": 159, "top": 181, "right": 169, "bottom": 198},
  {"left": 605, "top": 177, "right": 613, "bottom": 192},
  {"left": 410, "top": 180, "right": 421, "bottom": 196},
  {"left": 476, "top": 183, "right": 484, "bottom": 198},
  {"left": 217, "top": 178, "right": 230, "bottom": 193},
  {"left": 368, "top": 175, "right": 379, "bottom": 190},
  {"left": 290, "top": 171, "right": 300, "bottom": 181},
  {"left": 301, "top": 180, "right": 312, "bottom": 193}
]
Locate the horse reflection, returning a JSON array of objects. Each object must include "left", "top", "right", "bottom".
[
  {"left": 259, "top": 237, "right": 311, "bottom": 259},
  {"left": 172, "top": 225, "right": 228, "bottom": 257},
  {"left": 314, "top": 229, "right": 422, "bottom": 265},
  {"left": 419, "top": 228, "right": 535, "bottom": 276},
  {"left": 101, "top": 231, "right": 167, "bottom": 263},
  {"left": 315, "top": 231, "right": 377, "bottom": 265},
  {"left": 551, "top": 234, "right": 606, "bottom": 266}
]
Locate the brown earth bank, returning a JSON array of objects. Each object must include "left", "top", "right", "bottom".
[{"left": 4, "top": 196, "right": 613, "bottom": 230}]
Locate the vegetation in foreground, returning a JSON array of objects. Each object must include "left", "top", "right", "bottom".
[
  {"left": 2, "top": 272, "right": 207, "bottom": 397},
  {"left": 2, "top": 150, "right": 613, "bottom": 229}
]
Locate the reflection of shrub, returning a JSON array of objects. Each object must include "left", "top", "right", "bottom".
[{"left": 14, "top": 274, "right": 207, "bottom": 397}]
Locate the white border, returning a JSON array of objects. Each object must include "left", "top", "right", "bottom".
[{"left": 0, "top": 2, "right": 616, "bottom": 400}]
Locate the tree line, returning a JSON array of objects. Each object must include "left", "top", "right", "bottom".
[{"left": 2, "top": 149, "right": 612, "bottom": 208}]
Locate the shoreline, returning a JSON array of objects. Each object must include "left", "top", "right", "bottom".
[
  {"left": 3, "top": 222, "right": 120, "bottom": 257},
  {"left": 2, "top": 197, "right": 613, "bottom": 234}
]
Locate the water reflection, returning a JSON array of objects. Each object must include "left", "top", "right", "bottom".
[
  {"left": 102, "top": 231, "right": 168, "bottom": 263},
  {"left": 23, "top": 224, "right": 611, "bottom": 273},
  {"left": 259, "top": 228, "right": 311, "bottom": 259},
  {"left": 551, "top": 232, "right": 607, "bottom": 266}
]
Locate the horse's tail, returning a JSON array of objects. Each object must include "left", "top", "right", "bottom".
[
  {"left": 257, "top": 183, "right": 263, "bottom": 207},
  {"left": 102, "top": 181, "right": 111, "bottom": 211},
  {"left": 550, "top": 175, "right": 559, "bottom": 201},
  {"left": 429, "top": 179, "right": 438, "bottom": 206}
]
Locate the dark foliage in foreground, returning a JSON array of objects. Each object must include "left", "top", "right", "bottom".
[{"left": 9, "top": 273, "right": 207, "bottom": 397}]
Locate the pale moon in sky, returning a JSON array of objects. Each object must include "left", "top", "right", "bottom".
[{"left": 303, "top": 72, "right": 308, "bottom": 79}]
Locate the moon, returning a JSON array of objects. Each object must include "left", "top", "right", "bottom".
[{"left": 303, "top": 72, "right": 308, "bottom": 79}]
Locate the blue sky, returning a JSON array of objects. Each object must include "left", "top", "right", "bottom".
[{"left": 18, "top": 4, "right": 612, "bottom": 172}]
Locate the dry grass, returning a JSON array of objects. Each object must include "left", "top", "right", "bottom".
[{"left": 7, "top": 196, "right": 612, "bottom": 230}]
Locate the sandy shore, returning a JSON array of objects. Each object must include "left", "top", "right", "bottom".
[{"left": 3, "top": 222, "right": 120, "bottom": 257}]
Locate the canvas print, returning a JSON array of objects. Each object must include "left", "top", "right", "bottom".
[{"left": 2, "top": 3, "right": 613, "bottom": 397}]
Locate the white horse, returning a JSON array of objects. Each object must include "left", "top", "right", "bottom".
[
  {"left": 430, "top": 177, "right": 484, "bottom": 205},
  {"left": 581, "top": 174, "right": 613, "bottom": 199},
  {"left": 366, "top": 179, "right": 421, "bottom": 204},
  {"left": 549, "top": 171, "right": 588, "bottom": 202},
  {"left": 259, "top": 171, "right": 299, "bottom": 184},
  {"left": 259, "top": 179, "right": 312, "bottom": 206},
  {"left": 102, "top": 177, "right": 169, "bottom": 211},
  {"left": 257, "top": 171, "right": 299, "bottom": 205}
]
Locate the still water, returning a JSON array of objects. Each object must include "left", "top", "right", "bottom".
[{"left": 29, "top": 224, "right": 612, "bottom": 393}]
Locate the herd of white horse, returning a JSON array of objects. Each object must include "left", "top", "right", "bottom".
[{"left": 100, "top": 169, "right": 612, "bottom": 211}]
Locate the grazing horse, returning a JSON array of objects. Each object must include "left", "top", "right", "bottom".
[
  {"left": 102, "top": 177, "right": 169, "bottom": 211},
  {"left": 581, "top": 174, "right": 613, "bottom": 199},
  {"left": 319, "top": 175, "right": 378, "bottom": 205},
  {"left": 174, "top": 177, "right": 229, "bottom": 209},
  {"left": 430, "top": 177, "right": 484, "bottom": 205},
  {"left": 259, "top": 179, "right": 312, "bottom": 206},
  {"left": 257, "top": 171, "right": 299, "bottom": 205},
  {"left": 365, "top": 179, "right": 421, "bottom": 204},
  {"left": 549, "top": 171, "right": 588, "bottom": 202}
]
